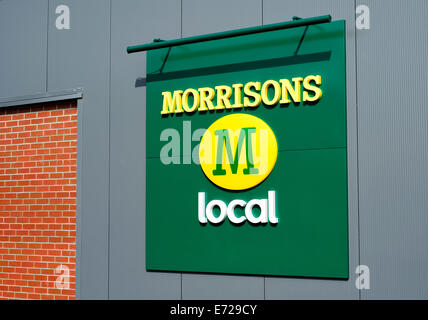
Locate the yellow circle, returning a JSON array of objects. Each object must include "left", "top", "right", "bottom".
[{"left": 199, "top": 113, "right": 278, "bottom": 191}]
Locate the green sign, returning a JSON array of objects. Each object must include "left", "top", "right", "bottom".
[{"left": 146, "top": 20, "right": 348, "bottom": 278}]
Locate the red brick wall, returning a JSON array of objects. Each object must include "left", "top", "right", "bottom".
[{"left": 0, "top": 101, "right": 77, "bottom": 300}]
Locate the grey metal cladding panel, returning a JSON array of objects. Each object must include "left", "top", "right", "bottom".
[
  {"left": 357, "top": 0, "right": 428, "bottom": 299},
  {"left": 108, "top": 0, "right": 181, "bottom": 299},
  {"left": 0, "top": 0, "right": 47, "bottom": 98},
  {"left": 263, "top": 0, "right": 359, "bottom": 299},
  {"left": 181, "top": 0, "right": 264, "bottom": 300},
  {"left": 182, "top": 0, "right": 262, "bottom": 37},
  {"left": 182, "top": 274, "right": 264, "bottom": 300},
  {"left": 47, "top": 0, "right": 111, "bottom": 299}
]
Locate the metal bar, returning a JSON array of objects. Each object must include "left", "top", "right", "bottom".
[
  {"left": 127, "top": 15, "right": 331, "bottom": 54},
  {"left": 0, "top": 88, "right": 83, "bottom": 108}
]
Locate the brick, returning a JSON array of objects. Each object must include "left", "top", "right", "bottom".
[{"left": 0, "top": 103, "right": 76, "bottom": 300}]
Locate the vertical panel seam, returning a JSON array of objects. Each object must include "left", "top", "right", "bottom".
[
  {"left": 180, "top": 0, "right": 183, "bottom": 300},
  {"left": 46, "top": 0, "right": 50, "bottom": 92},
  {"left": 354, "top": 0, "right": 361, "bottom": 301},
  {"left": 261, "top": 0, "right": 263, "bottom": 26},
  {"left": 262, "top": 0, "right": 265, "bottom": 301},
  {"left": 108, "top": 0, "right": 112, "bottom": 300}
]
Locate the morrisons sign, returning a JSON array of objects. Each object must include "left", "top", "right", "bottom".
[{"left": 144, "top": 19, "right": 348, "bottom": 278}]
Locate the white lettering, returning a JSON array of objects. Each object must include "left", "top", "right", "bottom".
[
  {"left": 206, "top": 199, "right": 227, "bottom": 224},
  {"left": 245, "top": 199, "right": 268, "bottom": 224},
  {"left": 356, "top": 5, "right": 370, "bottom": 30},
  {"left": 355, "top": 265, "right": 370, "bottom": 290},
  {"left": 55, "top": 5, "right": 70, "bottom": 30},
  {"left": 227, "top": 199, "right": 247, "bottom": 224},
  {"left": 198, "top": 191, "right": 278, "bottom": 225},
  {"left": 160, "top": 128, "right": 180, "bottom": 164}
]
